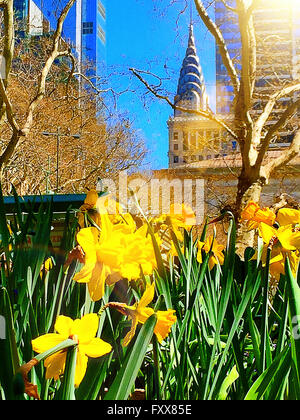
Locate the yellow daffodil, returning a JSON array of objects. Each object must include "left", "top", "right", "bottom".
[
  {"left": 240, "top": 201, "right": 276, "bottom": 230},
  {"left": 169, "top": 203, "right": 197, "bottom": 228},
  {"left": 73, "top": 214, "right": 156, "bottom": 301},
  {"left": 269, "top": 251, "right": 299, "bottom": 280},
  {"left": 40, "top": 257, "right": 54, "bottom": 279},
  {"left": 258, "top": 222, "right": 300, "bottom": 251},
  {"left": 197, "top": 236, "right": 225, "bottom": 270},
  {"left": 31, "top": 314, "right": 112, "bottom": 387},
  {"left": 77, "top": 189, "right": 101, "bottom": 228},
  {"left": 0, "top": 222, "right": 13, "bottom": 252},
  {"left": 118, "top": 224, "right": 157, "bottom": 280},
  {"left": 73, "top": 224, "right": 122, "bottom": 301},
  {"left": 153, "top": 203, "right": 196, "bottom": 242},
  {"left": 115, "top": 283, "right": 176, "bottom": 346},
  {"left": 276, "top": 208, "right": 300, "bottom": 227},
  {"left": 78, "top": 191, "right": 138, "bottom": 232},
  {"left": 257, "top": 222, "right": 300, "bottom": 280},
  {"left": 253, "top": 243, "right": 299, "bottom": 281},
  {"left": 97, "top": 194, "right": 136, "bottom": 227},
  {"left": 97, "top": 194, "right": 122, "bottom": 215}
]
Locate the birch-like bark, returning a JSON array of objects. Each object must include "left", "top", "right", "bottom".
[{"left": 0, "top": 0, "right": 76, "bottom": 175}]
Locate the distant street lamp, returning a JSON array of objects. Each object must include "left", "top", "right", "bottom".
[{"left": 42, "top": 127, "right": 81, "bottom": 193}]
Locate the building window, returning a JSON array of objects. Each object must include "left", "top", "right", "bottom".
[
  {"left": 97, "top": 24, "right": 106, "bottom": 44},
  {"left": 98, "top": 0, "right": 106, "bottom": 20},
  {"left": 83, "top": 22, "right": 93, "bottom": 34},
  {"left": 173, "top": 132, "right": 179, "bottom": 140},
  {"left": 173, "top": 156, "right": 179, "bottom": 163},
  {"left": 173, "top": 144, "right": 179, "bottom": 151}
]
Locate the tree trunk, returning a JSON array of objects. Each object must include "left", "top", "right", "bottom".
[{"left": 235, "top": 174, "right": 264, "bottom": 258}]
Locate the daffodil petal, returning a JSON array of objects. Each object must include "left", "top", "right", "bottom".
[
  {"left": 241, "top": 201, "right": 259, "bottom": 220},
  {"left": 154, "top": 310, "right": 177, "bottom": 343},
  {"left": 99, "top": 213, "right": 114, "bottom": 243},
  {"left": 88, "top": 262, "right": 109, "bottom": 302},
  {"left": 276, "top": 208, "right": 300, "bottom": 227},
  {"left": 123, "top": 315, "right": 138, "bottom": 347},
  {"left": 32, "top": 333, "right": 65, "bottom": 354},
  {"left": 80, "top": 337, "right": 112, "bottom": 358},
  {"left": 278, "top": 225, "right": 300, "bottom": 251},
  {"left": 197, "top": 241, "right": 204, "bottom": 263},
  {"left": 137, "top": 307, "right": 155, "bottom": 324},
  {"left": 76, "top": 227, "right": 99, "bottom": 264},
  {"left": 72, "top": 313, "right": 99, "bottom": 343},
  {"left": 84, "top": 190, "right": 99, "bottom": 207},
  {"left": 54, "top": 315, "right": 74, "bottom": 338},
  {"left": 120, "top": 263, "right": 141, "bottom": 280},
  {"left": 75, "top": 350, "right": 88, "bottom": 388},
  {"left": 138, "top": 283, "right": 155, "bottom": 309},
  {"left": 44, "top": 351, "right": 66, "bottom": 381},
  {"left": 73, "top": 262, "right": 99, "bottom": 284},
  {"left": 258, "top": 222, "right": 277, "bottom": 244}
]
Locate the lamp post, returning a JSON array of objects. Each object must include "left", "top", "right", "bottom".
[{"left": 42, "top": 127, "right": 81, "bottom": 193}]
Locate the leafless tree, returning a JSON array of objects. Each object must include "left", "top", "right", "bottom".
[
  {"left": 0, "top": 0, "right": 147, "bottom": 195},
  {"left": 131, "top": 0, "right": 300, "bottom": 250}
]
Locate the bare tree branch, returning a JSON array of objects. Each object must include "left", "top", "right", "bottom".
[
  {"left": 0, "top": 0, "right": 14, "bottom": 123},
  {"left": 21, "top": 0, "right": 76, "bottom": 136},
  {"left": 194, "top": 0, "right": 240, "bottom": 96},
  {"left": 264, "top": 130, "right": 300, "bottom": 176},
  {"left": 253, "top": 82, "right": 300, "bottom": 145},
  {"left": 256, "top": 97, "right": 300, "bottom": 167},
  {"left": 130, "top": 67, "right": 238, "bottom": 140},
  {"left": 220, "top": 0, "right": 237, "bottom": 13},
  {"left": 236, "top": 0, "right": 256, "bottom": 115},
  {"left": 0, "top": 77, "right": 19, "bottom": 133}
]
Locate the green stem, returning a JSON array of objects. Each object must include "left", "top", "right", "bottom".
[
  {"left": 260, "top": 246, "right": 271, "bottom": 374},
  {"left": 60, "top": 345, "right": 78, "bottom": 400},
  {"left": 152, "top": 335, "right": 161, "bottom": 400},
  {"left": 34, "top": 338, "right": 77, "bottom": 364}
]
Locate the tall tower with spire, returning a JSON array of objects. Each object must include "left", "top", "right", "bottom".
[
  {"left": 168, "top": 23, "right": 222, "bottom": 168},
  {"left": 174, "top": 24, "right": 209, "bottom": 115}
]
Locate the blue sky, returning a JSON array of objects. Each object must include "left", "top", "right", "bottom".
[{"left": 105, "top": 0, "right": 216, "bottom": 170}]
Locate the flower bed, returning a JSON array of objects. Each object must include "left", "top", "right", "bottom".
[{"left": 0, "top": 188, "right": 299, "bottom": 400}]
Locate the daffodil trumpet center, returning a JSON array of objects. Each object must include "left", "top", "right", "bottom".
[{"left": 68, "top": 334, "right": 79, "bottom": 344}]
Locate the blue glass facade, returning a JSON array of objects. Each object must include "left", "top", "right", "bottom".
[
  {"left": 13, "top": 0, "right": 106, "bottom": 82},
  {"left": 215, "top": 0, "right": 300, "bottom": 124},
  {"left": 215, "top": 0, "right": 240, "bottom": 115},
  {"left": 14, "top": 0, "right": 28, "bottom": 20}
]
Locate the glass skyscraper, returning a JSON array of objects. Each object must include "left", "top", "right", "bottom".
[
  {"left": 215, "top": 0, "right": 300, "bottom": 143},
  {"left": 13, "top": 0, "right": 106, "bottom": 84},
  {"left": 14, "top": 0, "right": 28, "bottom": 20}
]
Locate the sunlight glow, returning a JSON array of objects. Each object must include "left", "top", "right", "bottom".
[{"left": 267, "top": 0, "right": 300, "bottom": 8}]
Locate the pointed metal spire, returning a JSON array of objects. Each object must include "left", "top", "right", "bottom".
[
  {"left": 189, "top": 0, "right": 193, "bottom": 27},
  {"left": 174, "top": 21, "right": 209, "bottom": 115}
]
